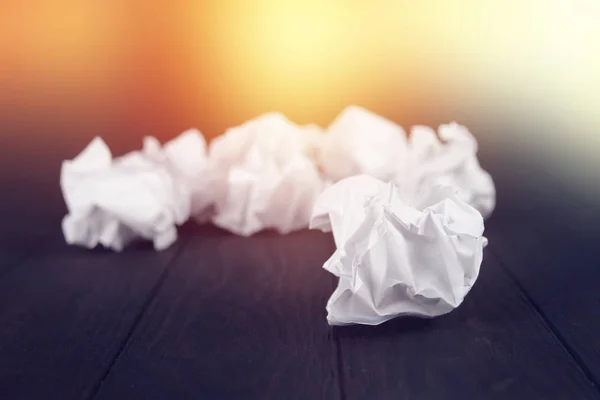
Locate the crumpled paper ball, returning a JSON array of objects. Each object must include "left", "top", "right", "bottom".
[
  {"left": 403, "top": 123, "right": 496, "bottom": 218},
  {"left": 206, "top": 113, "right": 325, "bottom": 236},
  {"left": 310, "top": 174, "right": 487, "bottom": 326},
  {"left": 317, "top": 105, "right": 407, "bottom": 182},
  {"left": 142, "top": 129, "right": 213, "bottom": 220},
  {"left": 61, "top": 129, "right": 208, "bottom": 251}
]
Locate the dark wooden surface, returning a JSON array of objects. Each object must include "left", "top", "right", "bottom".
[
  {"left": 334, "top": 251, "right": 598, "bottom": 400},
  {"left": 485, "top": 168, "right": 600, "bottom": 389},
  {"left": 94, "top": 229, "right": 340, "bottom": 400},
  {"left": 0, "top": 229, "right": 188, "bottom": 399},
  {"left": 0, "top": 166, "right": 599, "bottom": 399}
]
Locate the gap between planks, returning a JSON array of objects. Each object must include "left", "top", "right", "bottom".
[
  {"left": 488, "top": 247, "right": 600, "bottom": 393},
  {"left": 88, "top": 234, "right": 193, "bottom": 400}
]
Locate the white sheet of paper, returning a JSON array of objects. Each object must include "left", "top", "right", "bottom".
[
  {"left": 61, "top": 129, "right": 209, "bottom": 251},
  {"left": 60, "top": 106, "right": 496, "bottom": 270},
  {"left": 402, "top": 123, "right": 496, "bottom": 218},
  {"left": 142, "top": 129, "right": 212, "bottom": 220},
  {"left": 317, "top": 105, "right": 408, "bottom": 182},
  {"left": 316, "top": 105, "right": 495, "bottom": 218},
  {"left": 310, "top": 174, "right": 487, "bottom": 326},
  {"left": 207, "top": 113, "right": 325, "bottom": 236}
]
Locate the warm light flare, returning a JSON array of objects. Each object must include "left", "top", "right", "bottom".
[
  {"left": 182, "top": 1, "right": 384, "bottom": 123},
  {"left": 0, "top": 1, "right": 127, "bottom": 96},
  {"left": 0, "top": 0, "right": 597, "bottom": 145}
]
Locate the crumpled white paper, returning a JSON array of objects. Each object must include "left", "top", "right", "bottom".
[
  {"left": 61, "top": 129, "right": 208, "bottom": 251},
  {"left": 206, "top": 113, "right": 325, "bottom": 236},
  {"left": 142, "top": 129, "right": 213, "bottom": 220},
  {"left": 310, "top": 174, "right": 487, "bottom": 326},
  {"left": 60, "top": 106, "right": 496, "bottom": 264},
  {"left": 317, "top": 106, "right": 408, "bottom": 182},
  {"left": 402, "top": 123, "right": 496, "bottom": 218}
]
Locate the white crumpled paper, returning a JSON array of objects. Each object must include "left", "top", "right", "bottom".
[
  {"left": 206, "top": 113, "right": 325, "bottom": 236},
  {"left": 402, "top": 123, "right": 496, "bottom": 218},
  {"left": 310, "top": 174, "right": 487, "bottom": 326},
  {"left": 143, "top": 129, "right": 213, "bottom": 220},
  {"left": 61, "top": 129, "right": 208, "bottom": 251},
  {"left": 315, "top": 105, "right": 494, "bottom": 218},
  {"left": 317, "top": 106, "right": 407, "bottom": 182}
]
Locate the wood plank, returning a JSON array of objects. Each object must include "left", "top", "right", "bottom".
[
  {"left": 0, "top": 227, "right": 187, "bottom": 399},
  {"left": 94, "top": 229, "right": 341, "bottom": 400},
  {"left": 0, "top": 180, "right": 65, "bottom": 275},
  {"left": 334, "top": 250, "right": 599, "bottom": 399},
  {"left": 486, "top": 174, "right": 600, "bottom": 386},
  {"left": 0, "top": 223, "right": 53, "bottom": 275}
]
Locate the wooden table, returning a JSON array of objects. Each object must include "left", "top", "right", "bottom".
[{"left": 0, "top": 161, "right": 599, "bottom": 400}]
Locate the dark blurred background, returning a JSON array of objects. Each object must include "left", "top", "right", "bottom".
[{"left": 1, "top": 0, "right": 599, "bottom": 226}]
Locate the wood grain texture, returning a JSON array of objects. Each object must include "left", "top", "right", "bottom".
[
  {"left": 333, "top": 251, "right": 600, "bottom": 400},
  {"left": 0, "top": 158, "right": 598, "bottom": 399},
  {"left": 0, "top": 178, "right": 65, "bottom": 276},
  {"left": 486, "top": 174, "right": 600, "bottom": 387},
  {"left": 0, "top": 227, "right": 186, "bottom": 399},
  {"left": 94, "top": 228, "right": 341, "bottom": 400},
  {"left": 0, "top": 223, "right": 53, "bottom": 275}
]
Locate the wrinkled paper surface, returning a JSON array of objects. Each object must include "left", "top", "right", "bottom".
[
  {"left": 60, "top": 106, "right": 496, "bottom": 325},
  {"left": 318, "top": 106, "right": 408, "bottom": 182},
  {"left": 207, "top": 113, "right": 325, "bottom": 236},
  {"left": 402, "top": 123, "right": 496, "bottom": 218},
  {"left": 61, "top": 129, "right": 208, "bottom": 251},
  {"left": 310, "top": 174, "right": 487, "bottom": 326}
]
